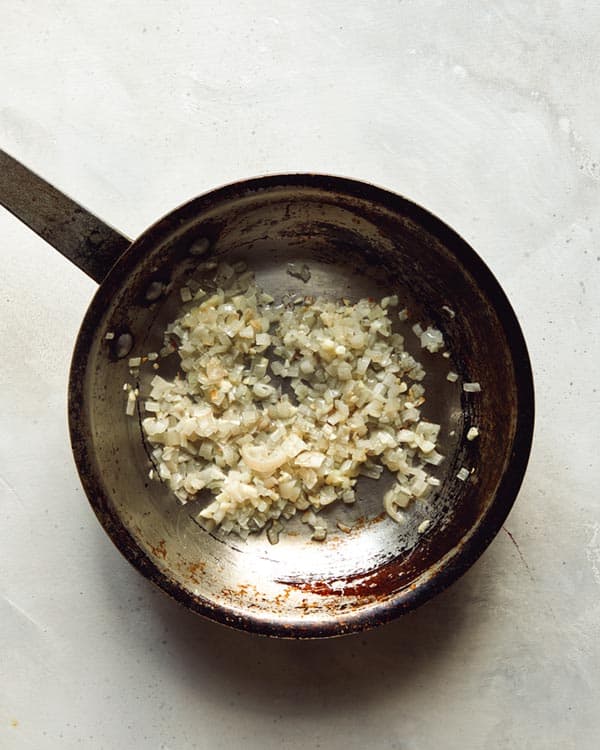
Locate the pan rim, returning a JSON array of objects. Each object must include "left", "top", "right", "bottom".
[{"left": 68, "top": 173, "right": 535, "bottom": 638}]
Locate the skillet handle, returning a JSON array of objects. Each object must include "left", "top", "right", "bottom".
[{"left": 0, "top": 149, "right": 131, "bottom": 284}]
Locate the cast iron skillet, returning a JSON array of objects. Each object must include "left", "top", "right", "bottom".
[{"left": 0, "top": 149, "right": 534, "bottom": 638}]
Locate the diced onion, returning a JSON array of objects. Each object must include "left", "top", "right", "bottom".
[
  {"left": 286, "top": 263, "right": 311, "bottom": 282},
  {"left": 131, "top": 263, "right": 445, "bottom": 540},
  {"left": 420, "top": 326, "right": 445, "bottom": 353},
  {"left": 125, "top": 389, "right": 136, "bottom": 416}
]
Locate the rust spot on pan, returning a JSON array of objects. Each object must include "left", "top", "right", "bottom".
[
  {"left": 186, "top": 561, "right": 206, "bottom": 584},
  {"left": 149, "top": 539, "right": 167, "bottom": 560}
]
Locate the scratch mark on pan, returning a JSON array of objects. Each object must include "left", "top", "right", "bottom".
[
  {"left": 189, "top": 515, "right": 245, "bottom": 553},
  {"left": 502, "top": 525, "right": 534, "bottom": 580}
]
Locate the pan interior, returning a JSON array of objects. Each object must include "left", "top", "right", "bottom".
[{"left": 75, "top": 180, "right": 522, "bottom": 632}]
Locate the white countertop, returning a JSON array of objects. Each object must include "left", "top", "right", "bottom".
[{"left": 1, "top": 2, "right": 599, "bottom": 748}]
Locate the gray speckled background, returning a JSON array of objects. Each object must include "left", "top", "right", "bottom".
[{"left": 1, "top": 2, "right": 598, "bottom": 748}]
